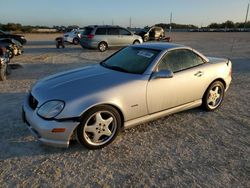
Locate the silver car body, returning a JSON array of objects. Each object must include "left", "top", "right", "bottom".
[
  {"left": 22, "top": 43, "right": 232, "bottom": 148},
  {"left": 63, "top": 29, "right": 84, "bottom": 43},
  {"left": 80, "top": 25, "right": 143, "bottom": 49}
]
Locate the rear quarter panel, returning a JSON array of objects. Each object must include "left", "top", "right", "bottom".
[{"left": 203, "top": 58, "right": 232, "bottom": 91}]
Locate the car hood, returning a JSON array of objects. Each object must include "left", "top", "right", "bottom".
[
  {"left": 32, "top": 64, "right": 142, "bottom": 105},
  {"left": 5, "top": 33, "right": 25, "bottom": 38}
]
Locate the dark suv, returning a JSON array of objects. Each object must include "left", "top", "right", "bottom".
[
  {"left": 136, "top": 26, "right": 165, "bottom": 42},
  {"left": 0, "top": 30, "right": 27, "bottom": 45},
  {"left": 79, "top": 25, "right": 143, "bottom": 52}
]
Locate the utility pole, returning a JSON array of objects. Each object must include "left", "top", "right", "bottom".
[
  {"left": 129, "top": 17, "right": 132, "bottom": 28},
  {"left": 112, "top": 19, "right": 114, "bottom": 25},
  {"left": 244, "top": 2, "right": 249, "bottom": 29},
  {"left": 169, "top": 12, "right": 172, "bottom": 32}
]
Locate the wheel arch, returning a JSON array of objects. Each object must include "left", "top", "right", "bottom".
[
  {"left": 133, "top": 39, "right": 140, "bottom": 44},
  {"left": 99, "top": 41, "right": 108, "bottom": 47},
  {"left": 202, "top": 78, "right": 226, "bottom": 99},
  {"left": 78, "top": 102, "right": 125, "bottom": 128}
]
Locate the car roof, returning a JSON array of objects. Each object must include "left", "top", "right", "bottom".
[
  {"left": 86, "top": 25, "right": 123, "bottom": 29},
  {"left": 135, "top": 42, "right": 209, "bottom": 62},
  {"left": 134, "top": 42, "right": 185, "bottom": 51}
]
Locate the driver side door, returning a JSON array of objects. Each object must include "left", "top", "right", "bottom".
[{"left": 147, "top": 49, "right": 208, "bottom": 114}]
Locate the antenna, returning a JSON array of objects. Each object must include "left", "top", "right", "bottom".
[
  {"left": 244, "top": 2, "right": 249, "bottom": 29},
  {"left": 112, "top": 19, "right": 114, "bottom": 25},
  {"left": 129, "top": 17, "right": 132, "bottom": 28}
]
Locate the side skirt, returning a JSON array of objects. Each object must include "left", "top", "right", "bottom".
[{"left": 124, "top": 99, "right": 202, "bottom": 129}]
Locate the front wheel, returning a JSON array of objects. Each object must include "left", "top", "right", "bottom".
[
  {"left": 202, "top": 81, "right": 225, "bottom": 111},
  {"left": 6, "top": 65, "right": 11, "bottom": 75},
  {"left": 73, "top": 38, "right": 79, "bottom": 45},
  {"left": 77, "top": 105, "right": 121, "bottom": 149},
  {"left": 0, "top": 65, "right": 7, "bottom": 81},
  {"left": 133, "top": 40, "right": 140, "bottom": 45},
  {"left": 143, "top": 36, "right": 149, "bottom": 42}
]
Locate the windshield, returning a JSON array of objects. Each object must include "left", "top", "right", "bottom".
[{"left": 100, "top": 46, "right": 160, "bottom": 74}]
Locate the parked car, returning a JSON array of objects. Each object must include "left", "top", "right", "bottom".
[
  {"left": 0, "top": 30, "right": 27, "bottom": 45},
  {"left": 79, "top": 25, "right": 143, "bottom": 52},
  {"left": 136, "top": 26, "right": 165, "bottom": 42},
  {"left": 63, "top": 28, "right": 85, "bottom": 45},
  {"left": 22, "top": 43, "right": 232, "bottom": 149},
  {"left": 0, "top": 47, "right": 11, "bottom": 81},
  {"left": 0, "top": 38, "right": 23, "bottom": 58}
]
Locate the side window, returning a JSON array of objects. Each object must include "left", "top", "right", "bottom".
[
  {"left": 119, "top": 28, "right": 131, "bottom": 35},
  {"left": 95, "top": 28, "right": 107, "bottom": 35},
  {"left": 107, "top": 28, "right": 119, "bottom": 35},
  {"left": 157, "top": 49, "right": 204, "bottom": 72}
]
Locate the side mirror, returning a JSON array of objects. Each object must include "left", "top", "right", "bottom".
[{"left": 151, "top": 70, "right": 173, "bottom": 79}]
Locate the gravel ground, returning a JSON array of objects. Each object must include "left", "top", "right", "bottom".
[{"left": 0, "top": 33, "right": 249, "bottom": 187}]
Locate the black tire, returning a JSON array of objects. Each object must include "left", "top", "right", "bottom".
[
  {"left": 0, "top": 65, "right": 7, "bottom": 81},
  {"left": 77, "top": 105, "right": 121, "bottom": 149},
  {"left": 6, "top": 65, "right": 11, "bottom": 75},
  {"left": 133, "top": 40, "right": 140, "bottom": 45},
  {"left": 73, "top": 38, "right": 79, "bottom": 45},
  {"left": 143, "top": 36, "right": 149, "bottom": 42},
  {"left": 202, "top": 81, "right": 225, "bottom": 111},
  {"left": 98, "top": 42, "right": 108, "bottom": 52},
  {"left": 7, "top": 48, "right": 14, "bottom": 59}
]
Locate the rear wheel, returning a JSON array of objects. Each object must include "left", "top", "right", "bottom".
[
  {"left": 77, "top": 105, "right": 121, "bottom": 149},
  {"left": 98, "top": 42, "right": 108, "bottom": 52},
  {"left": 202, "top": 81, "right": 225, "bottom": 111}
]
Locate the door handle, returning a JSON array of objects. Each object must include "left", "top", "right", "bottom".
[{"left": 194, "top": 71, "right": 204, "bottom": 77}]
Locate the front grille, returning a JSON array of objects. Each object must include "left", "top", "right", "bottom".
[{"left": 29, "top": 94, "right": 38, "bottom": 110}]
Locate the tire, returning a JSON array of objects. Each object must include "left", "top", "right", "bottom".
[
  {"left": 202, "top": 81, "right": 225, "bottom": 111},
  {"left": 0, "top": 65, "right": 7, "bottom": 81},
  {"left": 98, "top": 42, "right": 108, "bottom": 52},
  {"left": 6, "top": 65, "right": 11, "bottom": 75},
  {"left": 133, "top": 40, "right": 140, "bottom": 45},
  {"left": 158, "top": 35, "right": 163, "bottom": 41},
  {"left": 143, "top": 36, "right": 149, "bottom": 42},
  {"left": 77, "top": 105, "right": 121, "bottom": 149},
  {"left": 73, "top": 38, "right": 79, "bottom": 45},
  {"left": 7, "top": 48, "right": 14, "bottom": 59}
]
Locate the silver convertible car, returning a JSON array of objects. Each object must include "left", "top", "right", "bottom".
[{"left": 22, "top": 43, "right": 232, "bottom": 149}]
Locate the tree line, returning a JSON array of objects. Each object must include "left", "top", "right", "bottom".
[
  {"left": 156, "top": 20, "right": 250, "bottom": 30},
  {"left": 0, "top": 20, "right": 249, "bottom": 33}
]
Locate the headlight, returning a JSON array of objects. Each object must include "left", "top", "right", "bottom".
[{"left": 37, "top": 100, "right": 64, "bottom": 119}]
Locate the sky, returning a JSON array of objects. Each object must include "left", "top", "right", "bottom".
[{"left": 0, "top": 0, "right": 249, "bottom": 27}]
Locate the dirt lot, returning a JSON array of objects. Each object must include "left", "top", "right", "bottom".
[{"left": 0, "top": 33, "right": 249, "bottom": 187}]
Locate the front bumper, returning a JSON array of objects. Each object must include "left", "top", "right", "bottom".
[{"left": 22, "top": 96, "right": 79, "bottom": 148}]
